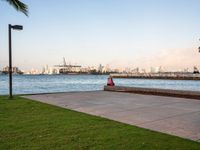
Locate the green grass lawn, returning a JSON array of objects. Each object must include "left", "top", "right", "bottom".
[{"left": 0, "top": 96, "right": 199, "bottom": 150}]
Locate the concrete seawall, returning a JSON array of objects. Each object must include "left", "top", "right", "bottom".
[{"left": 104, "top": 86, "right": 200, "bottom": 100}]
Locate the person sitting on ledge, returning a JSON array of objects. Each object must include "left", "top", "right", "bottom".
[{"left": 107, "top": 76, "right": 115, "bottom": 86}]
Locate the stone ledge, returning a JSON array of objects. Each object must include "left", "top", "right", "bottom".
[{"left": 104, "top": 86, "right": 200, "bottom": 100}]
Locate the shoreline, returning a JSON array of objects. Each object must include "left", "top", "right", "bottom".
[
  {"left": 111, "top": 73, "right": 200, "bottom": 80},
  {"left": 112, "top": 76, "right": 200, "bottom": 80}
]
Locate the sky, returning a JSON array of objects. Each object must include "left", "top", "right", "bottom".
[{"left": 0, "top": 0, "right": 200, "bottom": 71}]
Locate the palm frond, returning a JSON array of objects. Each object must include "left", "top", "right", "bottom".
[{"left": 4, "top": 0, "right": 28, "bottom": 16}]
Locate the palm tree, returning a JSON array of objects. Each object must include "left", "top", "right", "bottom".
[{"left": 3, "top": 0, "right": 28, "bottom": 16}]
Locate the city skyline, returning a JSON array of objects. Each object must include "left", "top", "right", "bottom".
[
  {"left": 1, "top": 59, "right": 199, "bottom": 74},
  {"left": 1, "top": 0, "right": 200, "bottom": 70}
]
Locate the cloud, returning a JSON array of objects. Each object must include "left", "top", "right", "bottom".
[
  {"left": 108, "top": 47, "right": 200, "bottom": 71},
  {"left": 148, "top": 48, "right": 200, "bottom": 70}
]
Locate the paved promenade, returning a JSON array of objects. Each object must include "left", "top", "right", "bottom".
[{"left": 24, "top": 91, "right": 200, "bottom": 141}]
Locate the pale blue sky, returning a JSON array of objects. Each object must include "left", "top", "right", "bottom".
[{"left": 0, "top": 0, "right": 200, "bottom": 71}]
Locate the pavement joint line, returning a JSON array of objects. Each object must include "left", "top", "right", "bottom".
[
  {"left": 137, "top": 110, "right": 200, "bottom": 126},
  {"left": 99, "top": 101, "right": 183, "bottom": 116}
]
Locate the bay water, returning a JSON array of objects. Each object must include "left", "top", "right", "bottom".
[{"left": 0, "top": 74, "right": 200, "bottom": 95}]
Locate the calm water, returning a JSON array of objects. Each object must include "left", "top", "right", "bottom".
[{"left": 0, "top": 74, "right": 200, "bottom": 95}]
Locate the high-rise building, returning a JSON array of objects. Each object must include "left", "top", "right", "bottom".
[{"left": 2, "top": 66, "right": 23, "bottom": 74}]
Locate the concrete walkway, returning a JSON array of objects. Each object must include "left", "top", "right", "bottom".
[{"left": 24, "top": 91, "right": 200, "bottom": 141}]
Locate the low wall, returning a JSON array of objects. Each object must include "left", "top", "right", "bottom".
[{"left": 104, "top": 86, "right": 200, "bottom": 100}]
